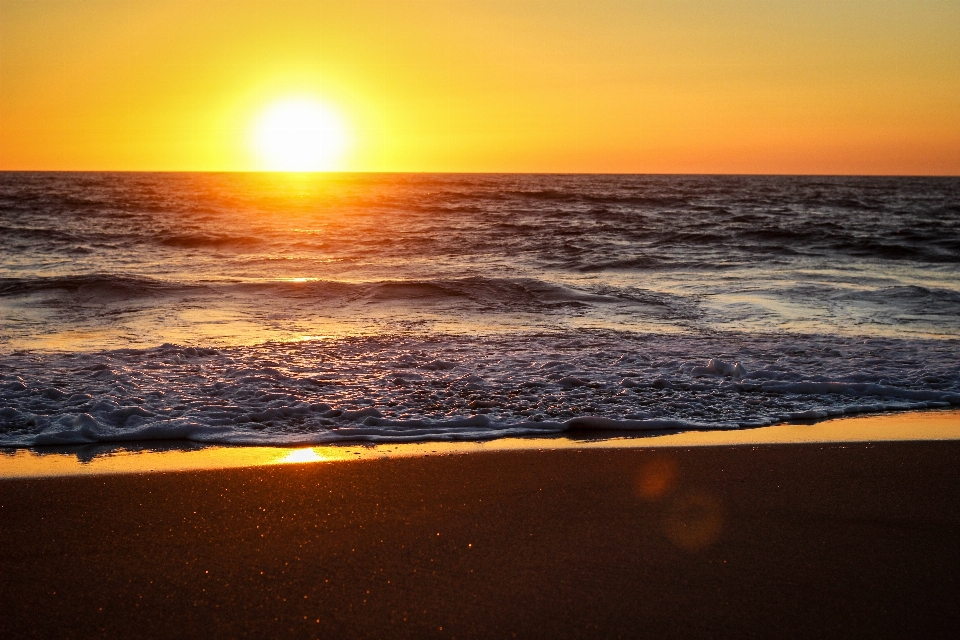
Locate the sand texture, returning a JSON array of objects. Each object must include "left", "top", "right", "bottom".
[{"left": 3, "top": 442, "right": 960, "bottom": 638}]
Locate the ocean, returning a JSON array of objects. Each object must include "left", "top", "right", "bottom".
[{"left": 1, "top": 172, "right": 958, "bottom": 447}]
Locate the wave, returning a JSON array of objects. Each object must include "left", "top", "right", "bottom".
[
  {"left": 577, "top": 256, "right": 662, "bottom": 272},
  {"left": 158, "top": 232, "right": 265, "bottom": 249},
  {"left": 498, "top": 188, "right": 689, "bottom": 208},
  {"left": 0, "top": 274, "right": 196, "bottom": 299},
  {"left": 2, "top": 331, "right": 957, "bottom": 447},
  {"left": 2, "top": 385, "right": 955, "bottom": 448},
  {"left": 845, "top": 285, "right": 960, "bottom": 303},
  {"left": 238, "top": 276, "right": 627, "bottom": 309},
  {"left": 0, "top": 225, "right": 89, "bottom": 244},
  {"left": 835, "top": 285, "right": 960, "bottom": 319},
  {"left": 829, "top": 239, "right": 943, "bottom": 261},
  {"left": 0, "top": 273, "right": 694, "bottom": 323}
]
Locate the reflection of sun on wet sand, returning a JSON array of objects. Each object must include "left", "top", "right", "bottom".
[
  {"left": 3, "top": 409, "right": 960, "bottom": 478},
  {"left": 3, "top": 433, "right": 960, "bottom": 636}
]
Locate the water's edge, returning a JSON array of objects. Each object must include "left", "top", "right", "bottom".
[{"left": 3, "top": 408, "right": 958, "bottom": 479}]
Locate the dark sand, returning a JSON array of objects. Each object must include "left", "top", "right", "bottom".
[{"left": 3, "top": 442, "right": 960, "bottom": 638}]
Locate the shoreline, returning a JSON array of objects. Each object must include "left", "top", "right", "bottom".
[{"left": 2, "top": 407, "right": 959, "bottom": 479}]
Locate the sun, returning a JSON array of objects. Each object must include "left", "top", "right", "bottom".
[{"left": 253, "top": 98, "right": 349, "bottom": 171}]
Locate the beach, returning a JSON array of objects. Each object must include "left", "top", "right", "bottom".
[
  {"left": 3, "top": 1, "right": 960, "bottom": 637},
  {"left": 2, "top": 174, "right": 959, "bottom": 638},
  {"left": 4, "top": 435, "right": 960, "bottom": 638}
]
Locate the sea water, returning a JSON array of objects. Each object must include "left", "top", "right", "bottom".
[{"left": 1, "top": 173, "right": 958, "bottom": 446}]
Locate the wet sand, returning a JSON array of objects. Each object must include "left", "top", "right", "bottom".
[
  {"left": 3, "top": 442, "right": 960, "bottom": 638},
  {"left": 4, "top": 408, "right": 960, "bottom": 478}
]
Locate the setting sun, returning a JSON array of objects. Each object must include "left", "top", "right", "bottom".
[
  {"left": 2, "top": 1, "right": 960, "bottom": 636},
  {"left": 252, "top": 99, "right": 349, "bottom": 172}
]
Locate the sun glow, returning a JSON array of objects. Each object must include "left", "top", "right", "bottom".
[
  {"left": 277, "top": 448, "right": 327, "bottom": 464},
  {"left": 253, "top": 99, "right": 349, "bottom": 171}
]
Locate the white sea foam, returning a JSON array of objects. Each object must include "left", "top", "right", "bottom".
[{"left": 2, "top": 331, "right": 957, "bottom": 447}]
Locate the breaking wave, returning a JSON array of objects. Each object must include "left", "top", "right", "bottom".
[{"left": 2, "top": 331, "right": 958, "bottom": 447}]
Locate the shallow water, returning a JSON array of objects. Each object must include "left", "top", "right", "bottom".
[
  {"left": 2, "top": 173, "right": 958, "bottom": 446},
  {"left": 4, "top": 410, "right": 960, "bottom": 479}
]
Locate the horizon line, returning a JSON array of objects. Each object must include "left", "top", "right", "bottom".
[{"left": 1, "top": 170, "right": 958, "bottom": 179}]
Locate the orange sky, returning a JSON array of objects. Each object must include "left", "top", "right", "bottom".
[{"left": 1, "top": 0, "right": 958, "bottom": 174}]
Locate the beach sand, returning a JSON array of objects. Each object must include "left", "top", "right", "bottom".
[{"left": 3, "top": 440, "right": 960, "bottom": 638}]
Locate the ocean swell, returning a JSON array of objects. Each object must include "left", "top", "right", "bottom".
[{"left": 2, "top": 173, "right": 959, "bottom": 447}]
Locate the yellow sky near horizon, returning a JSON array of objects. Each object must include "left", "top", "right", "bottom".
[{"left": 1, "top": 0, "right": 958, "bottom": 174}]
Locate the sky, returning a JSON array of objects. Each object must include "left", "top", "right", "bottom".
[{"left": 1, "top": 0, "right": 958, "bottom": 174}]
